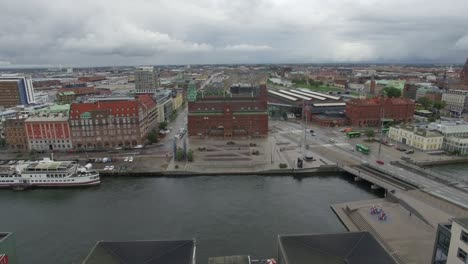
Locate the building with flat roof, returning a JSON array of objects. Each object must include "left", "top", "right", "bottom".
[
  {"left": 388, "top": 125, "right": 443, "bottom": 151},
  {"left": 432, "top": 218, "right": 468, "bottom": 264},
  {"left": 83, "top": 239, "right": 195, "bottom": 264},
  {"left": 70, "top": 95, "right": 157, "bottom": 149},
  {"left": 0, "top": 232, "right": 18, "bottom": 264},
  {"left": 346, "top": 97, "right": 415, "bottom": 127},
  {"left": 461, "top": 58, "right": 468, "bottom": 85},
  {"left": 188, "top": 83, "right": 268, "bottom": 138},
  {"left": 4, "top": 116, "right": 28, "bottom": 151},
  {"left": 135, "top": 66, "right": 157, "bottom": 91},
  {"left": 0, "top": 75, "right": 35, "bottom": 107},
  {"left": 441, "top": 90, "right": 468, "bottom": 116},
  {"left": 278, "top": 232, "right": 397, "bottom": 264},
  {"left": 25, "top": 111, "right": 72, "bottom": 151}
]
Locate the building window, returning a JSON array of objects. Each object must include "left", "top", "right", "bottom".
[
  {"left": 458, "top": 248, "right": 467, "bottom": 262},
  {"left": 461, "top": 230, "right": 468, "bottom": 244}
]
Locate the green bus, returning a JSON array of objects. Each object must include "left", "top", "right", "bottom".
[
  {"left": 382, "top": 128, "right": 389, "bottom": 134},
  {"left": 347, "top": 131, "right": 361, "bottom": 138},
  {"left": 356, "top": 144, "right": 370, "bottom": 154}
]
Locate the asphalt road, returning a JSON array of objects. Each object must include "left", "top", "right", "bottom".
[{"left": 271, "top": 119, "right": 468, "bottom": 208}]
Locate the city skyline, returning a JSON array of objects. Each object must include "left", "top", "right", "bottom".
[{"left": 1, "top": 0, "right": 468, "bottom": 67}]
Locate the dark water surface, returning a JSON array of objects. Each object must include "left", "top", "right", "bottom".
[{"left": 0, "top": 175, "right": 381, "bottom": 263}]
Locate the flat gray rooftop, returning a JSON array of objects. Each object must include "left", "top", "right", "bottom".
[{"left": 208, "top": 255, "right": 250, "bottom": 264}]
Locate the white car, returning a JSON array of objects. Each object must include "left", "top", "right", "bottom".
[
  {"left": 104, "top": 166, "right": 110, "bottom": 170},
  {"left": 129, "top": 157, "right": 134, "bottom": 163},
  {"left": 109, "top": 165, "right": 115, "bottom": 170},
  {"left": 124, "top": 157, "right": 129, "bottom": 162}
]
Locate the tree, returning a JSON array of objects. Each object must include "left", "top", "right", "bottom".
[
  {"left": 417, "top": 97, "right": 433, "bottom": 110},
  {"left": 147, "top": 130, "right": 159, "bottom": 144},
  {"left": 158, "top": 121, "right": 168, "bottom": 130},
  {"left": 0, "top": 138, "right": 6, "bottom": 147},
  {"left": 176, "top": 147, "right": 185, "bottom": 161},
  {"left": 433, "top": 101, "right": 446, "bottom": 110},
  {"left": 382, "top": 86, "right": 401, "bottom": 98},
  {"left": 365, "top": 129, "right": 375, "bottom": 139},
  {"left": 187, "top": 149, "right": 193, "bottom": 162}
]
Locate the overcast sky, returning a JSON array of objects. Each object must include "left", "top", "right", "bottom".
[{"left": 1, "top": 0, "right": 467, "bottom": 67}]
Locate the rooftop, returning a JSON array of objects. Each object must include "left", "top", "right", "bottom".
[
  {"left": 0, "top": 232, "right": 12, "bottom": 241},
  {"left": 278, "top": 232, "right": 396, "bottom": 264},
  {"left": 453, "top": 218, "right": 468, "bottom": 230},
  {"left": 208, "top": 255, "right": 250, "bottom": 264},
  {"left": 83, "top": 239, "right": 195, "bottom": 264}
]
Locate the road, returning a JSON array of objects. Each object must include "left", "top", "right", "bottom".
[{"left": 270, "top": 119, "right": 468, "bottom": 208}]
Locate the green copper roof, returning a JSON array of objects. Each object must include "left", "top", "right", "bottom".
[{"left": 187, "top": 81, "right": 197, "bottom": 102}]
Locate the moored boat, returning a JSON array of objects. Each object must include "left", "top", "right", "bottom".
[{"left": 0, "top": 158, "right": 100, "bottom": 190}]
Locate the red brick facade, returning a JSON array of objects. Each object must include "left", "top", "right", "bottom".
[
  {"left": 70, "top": 95, "right": 157, "bottom": 149},
  {"left": 346, "top": 97, "right": 415, "bottom": 127},
  {"left": 461, "top": 58, "right": 468, "bottom": 85},
  {"left": 4, "top": 117, "right": 28, "bottom": 151},
  {"left": 25, "top": 115, "right": 72, "bottom": 151},
  {"left": 188, "top": 85, "right": 268, "bottom": 138}
]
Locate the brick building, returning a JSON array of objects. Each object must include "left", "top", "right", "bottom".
[
  {"left": 0, "top": 76, "right": 35, "bottom": 107},
  {"left": 25, "top": 112, "right": 73, "bottom": 151},
  {"left": 4, "top": 116, "right": 28, "bottom": 151},
  {"left": 70, "top": 95, "right": 157, "bottom": 149},
  {"left": 346, "top": 97, "right": 415, "bottom": 127},
  {"left": 461, "top": 58, "right": 468, "bottom": 85},
  {"left": 188, "top": 84, "right": 268, "bottom": 138}
]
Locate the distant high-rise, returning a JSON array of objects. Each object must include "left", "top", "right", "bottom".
[
  {"left": 0, "top": 75, "right": 35, "bottom": 108},
  {"left": 134, "top": 66, "right": 157, "bottom": 91}
]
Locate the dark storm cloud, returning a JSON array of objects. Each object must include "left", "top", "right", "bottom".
[{"left": 0, "top": 0, "right": 467, "bottom": 66}]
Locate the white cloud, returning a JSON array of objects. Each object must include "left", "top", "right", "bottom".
[
  {"left": 455, "top": 34, "right": 468, "bottom": 50},
  {"left": 223, "top": 44, "right": 273, "bottom": 52},
  {"left": 0, "top": 0, "right": 467, "bottom": 65}
]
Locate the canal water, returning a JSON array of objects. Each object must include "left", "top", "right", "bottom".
[{"left": 0, "top": 175, "right": 381, "bottom": 263}]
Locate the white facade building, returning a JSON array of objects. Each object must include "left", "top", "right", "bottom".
[
  {"left": 446, "top": 218, "right": 468, "bottom": 264},
  {"left": 442, "top": 90, "right": 468, "bottom": 115},
  {"left": 388, "top": 126, "right": 444, "bottom": 151}
]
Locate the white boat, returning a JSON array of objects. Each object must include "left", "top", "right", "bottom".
[{"left": 0, "top": 158, "right": 100, "bottom": 190}]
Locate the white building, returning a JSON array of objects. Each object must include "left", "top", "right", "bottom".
[
  {"left": 388, "top": 126, "right": 444, "bottom": 151},
  {"left": 442, "top": 90, "right": 468, "bottom": 115},
  {"left": 446, "top": 218, "right": 468, "bottom": 264},
  {"left": 135, "top": 66, "right": 157, "bottom": 91}
]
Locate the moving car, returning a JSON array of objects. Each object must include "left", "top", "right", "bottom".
[
  {"left": 405, "top": 150, "right": 414, "bottom": 154},
  {"left": 376, "top": 160, "right": 385, "bottom": 165},
  {"left": 329, "top": 138, "right": 336, "bottom": 143}
]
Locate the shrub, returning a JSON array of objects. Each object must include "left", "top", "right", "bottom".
[{"left": 187, "top": 150, "right": 193, "bottom": 162}]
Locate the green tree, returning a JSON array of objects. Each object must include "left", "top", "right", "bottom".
[
  {"left": 433, "top": 101, "right": 446, "bottom": 110},
  {"left": 158, "top": 121, "right": 168, "bottom": 130},
  {"left": 365, "top": 129, "right": 375, "bottom": 139},
  {"left": 176, "top": 147, "right": 184, "bottom": 161},
  {"left": 187, "top": 149, "right": 193, "bottom": 162},
  {"left": 147, "top": 129, "right": 159, "bottom": 144},
  {"left": 417, "top": 97, "right": 433, "bottom": 110},
  {"left": 382, "top": 86, "right": 401, "bottom": 98},
  {"left": 0, "top": 138, "right": 6, "bottom": 147}
]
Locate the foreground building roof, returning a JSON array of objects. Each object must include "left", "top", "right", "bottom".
[
  {"left": 278, "top": 232, "right": 396, "bottom": 264},
  {"left": 83, "top": 239, "right": 195, "bottom": 264}
]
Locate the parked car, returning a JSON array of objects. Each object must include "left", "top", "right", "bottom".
[
  {"left": 109, "top": 166, "right": 115, "bottom": 170},
  {"left": 329, "top": 138, "right": 336, "bottom": 143},
  {"left": 376, "top": 160, "right": 385, "bottom": 165},
  {"left": 104, "top": 166, "right": 110, "bottom": 170},
  {"left": 128, "top": 156, "right": 134, "bottom": 163},
  {"left": 124, "top": 157, "right": 129, "bottom": 162},
  {"left": 405, "top": 150, "right": 414, "bottom": 154},
  {"left": 399, "top": 148, "right": 406, "bottom": 152}
]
